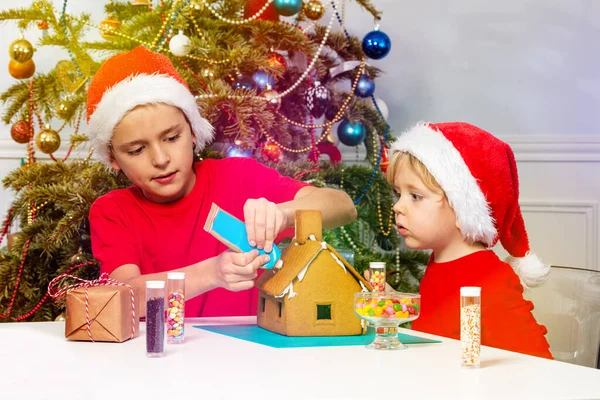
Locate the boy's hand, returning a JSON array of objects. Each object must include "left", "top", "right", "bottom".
[
  {"left": 363, "top": 270, "right": 395, "bottom": 292},
  {"left": 213, "top": 250, "right": 270, "bottom": 292},
  {"left": 243, "top": 198, "right": 288, "bottom": 253}
]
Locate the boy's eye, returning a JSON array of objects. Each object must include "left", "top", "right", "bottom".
[
  {"left": 166, "top": 133, "right": 181, "bottom": 142},
  {"left": 128, "top": 147, "right": 143, "bottom": 156},
  {"left": 411, "top": 193, "right": 422, "bottom": 201}
]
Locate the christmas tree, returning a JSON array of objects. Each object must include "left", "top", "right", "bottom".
[{"left": 0, "top": 0, "right": 429, "bottom": 322}]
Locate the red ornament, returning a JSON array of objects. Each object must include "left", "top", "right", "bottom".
[
  {"left": 244, "top": 0, "right": 280, "bottom": 21},
  {"left": 261, "top": 142, "right": 282, "bottom": 163},
  {"left": 317, "top": 142, "right": 342, "bottom": 165},
  {"left": 267, "top": 52, "right": 287, "bottom": 71},
  {"left": 380, "top": 145, "right": 389, "bottom": 173},
  {"left": 10, "top": 120, "right": 32, "bottom": 144}
]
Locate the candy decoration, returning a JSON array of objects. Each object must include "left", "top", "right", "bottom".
[
  {"left": 369, "top": 269, "right": 386, "bottom": 292},
  {"left": 461, "top": 304, "right": 481, "bottom": 366},
  {"left": 273, "top": 0, "right": 303, "bottom": 17},
  {"left": 362, "top": 29, "right": 392, "bottom": 60},
  {"left": 167, "top": 289, "right": 185, "bottom": 341},
  {"left": 10, "top": 120, "right": 31, "bottom": 144},
  {"left": 35, "top": 125, "right": 61, "bottom": 154},
  {"left": 316, "top": 142, "right": 341, "bottom": 165},
  {"left": 337, "top": 119, "right": 366, "bottom": 147},
  {"left": 380, "top": 137, "right": 390, "bottom": 173},
  {"left": 8, "top": 38, "right": 34, "bottom": 63},
  {"left": 8, "top": 59, "right": 35, "bottom": 80},
  {"left": 303, "top": 0, "right": 325, "bottom": 20},
  {"left": 169, "top": 30, "right": 191, "bottom": 57},
  {"left": 252, "top": 70, "right": 275, "bottom": 91},
  {"left": 305, "top": 80, "right": 329, "bottom": 119},
  {"left": 355, "top": 74, "right": 375, "bottom": 98},
  {"left": 355, "top": 297, "right": 420, "bottom": 320}
]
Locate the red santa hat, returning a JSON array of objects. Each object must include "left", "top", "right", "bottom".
[
  {"left": 86, "top": 46, "right": 213, "bottom": 165},
  {"left": 390, "top": 122, "right": 549, "bottom": 288}
]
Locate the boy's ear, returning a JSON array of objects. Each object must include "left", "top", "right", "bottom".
[{"left": 110, "top": 152, "right": 122, "bottom": 171}]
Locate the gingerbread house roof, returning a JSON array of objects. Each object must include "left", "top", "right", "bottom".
[{"left": 256, "top": 237, "right": 371, "bottom": 298}]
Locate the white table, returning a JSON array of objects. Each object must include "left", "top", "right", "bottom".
[{"left": 1, "top": 317, "right": 599, "bottom": 400}]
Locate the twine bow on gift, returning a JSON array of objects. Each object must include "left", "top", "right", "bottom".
[{"left": 48, "top": 272, "right": 136, "bottom": 342}]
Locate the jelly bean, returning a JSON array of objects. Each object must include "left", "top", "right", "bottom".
[
  {"left": 401, "top": 303, "right": 407, "bottom": 312},
  {"left": 368, "top": 309, "right": 375, "bottom": 317},
  {"left": 374, "top": 307, "right": 383, "bottom": 316},
  {"left": 393, "top": 303, "right": 401, "bottom": 312},
  {"left": 408, "top": 305, "right": 415, "bottom": 314},
  {"left": 378, "top": 300, "right": 385, "bottom": 307}
]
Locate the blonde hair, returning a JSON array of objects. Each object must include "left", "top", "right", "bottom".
[{"left": 386, "top": 151, "right": 444, "bottom": 194}]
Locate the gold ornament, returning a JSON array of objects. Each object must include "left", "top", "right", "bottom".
[
  {"left": 200, "top": 65, "right": 215, "bottom": 79},
  {"left": 8, "top": 59, "right": 35, "bottom": 79},
  {"left": 8, "top": 38, "right": 35, "bottom": 63},
  {"left": 189, "top": 0, "right": 204, "bottom": 12},
  {"left": 10, "top": 120, "right": 31, "bottom": 144},
  {"left": 303, "top": 0, "right": 325, "bottom": 20},
  {"left": 36, "top": 125, "right": 61, "bottom": 154},
  {"left": 56, "top": 60, "right": 88, "bottom": 93},
  {"left": 55, "top": 101, "right": 71, "bottom": 119},
  {"left": 55, "top": 313, "right": 66, "bottom": 322},
  {"left": 326, "top": 132, "right": 335, "bottom": 143},
  {"left": 261, "top": 89, "right": 281, "bottom": 111},
  {"left": 100, "top": 15, "right": 121, "bottom": 40}
]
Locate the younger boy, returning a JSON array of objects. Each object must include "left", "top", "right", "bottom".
[{"left": 388, "top": 121, "right": 552, "bottom": 359}]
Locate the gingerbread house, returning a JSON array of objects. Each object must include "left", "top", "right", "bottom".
[{"left": 256, "top": 210, "right": 371, "bottom": 336}]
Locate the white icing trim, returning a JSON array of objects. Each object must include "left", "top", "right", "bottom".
[
  {"left": 274, "top": 260, "right": 283, "bottom": 269},
  {"left": 359, "top": 281, "right": 369, "bottom": 292},
  {"left": 276, "top": 281, "right": 297, "bottom": 299},
  {"left": 328, "top": 252, "right": 348, "bottom": 274}
]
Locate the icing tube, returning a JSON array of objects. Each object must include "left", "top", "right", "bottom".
[{"left": 203, "top": 203, "right": 280, "bottom": 269}]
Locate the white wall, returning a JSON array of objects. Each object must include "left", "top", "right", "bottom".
[{"left": 1, "top": 0, "right": 599, "bottom": 270}]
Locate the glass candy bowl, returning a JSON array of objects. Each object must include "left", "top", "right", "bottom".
[{"left": 354, "top": 292, "right": 421, "bottom": 350}]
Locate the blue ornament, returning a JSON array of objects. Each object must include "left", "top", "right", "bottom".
[
  {"left": 233, "top": 76, "right": 256, "bottom": 91},
  {"left": 226, "top": 145, "right": 253, "bottom": 158},
  {"left": 273, "top": 0, "right": 303, "bottom": 16},
  {"left": 252, "top": 70, "right": 275, "bottom": 91},
  {"left": 362, "top": 30, "right": 392, "bottom": 60},
  {"left": 337, "top": 120, "right": 367, "bottom": 147},
  {"left": 355, "top": 74, "right": 375, "bottom": 98}
]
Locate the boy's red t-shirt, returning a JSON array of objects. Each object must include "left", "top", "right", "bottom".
[
  {"left": 412, "top": 250, "right": 553, "bottom": 359},
  {"left": 89, "top": 158, "right": 310, "bottom": 317}
]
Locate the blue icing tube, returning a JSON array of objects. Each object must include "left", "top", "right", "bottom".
[{"left": 203, "top": 203, "right": 280, "bottom": 269}]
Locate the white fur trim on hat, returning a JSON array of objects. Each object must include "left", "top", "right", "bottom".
[
  {"left": 88, "top": 73, "right": 214, "bottom": 166},
  {"left": 506, "top": 252, "right": 550, "bottom": 288},
  {"left": 391, "top": 122, "right": 497, "bottom": 246}
]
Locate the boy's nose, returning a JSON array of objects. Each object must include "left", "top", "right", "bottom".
[
  {"left": 151, "top": 146, "right": 170, "bottom": 167},
  {"left": 392, "top": 199, "right": 405, "bottom": 215}
]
